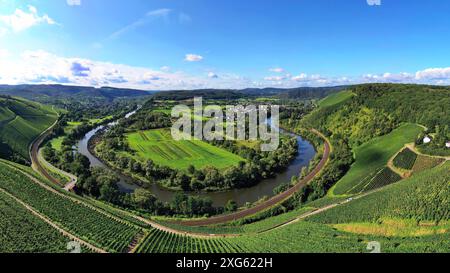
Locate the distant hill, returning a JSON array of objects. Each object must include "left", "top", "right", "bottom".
[
  {"left": 0, "top": 84, "right": 154, "bottom": 104},
  {"left": 152, "top": 86, "right": 348, "bottom": 101},
  {"left": 0, "top": 96, "right": 58, "bottom": 163}
]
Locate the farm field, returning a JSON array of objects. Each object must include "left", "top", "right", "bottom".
[
  {"left": 393, "top": 148, "right": 418, "bottom": 170},
  {"left": 332, "top": 123, "right": 423, "bottom": 195},
  {"left": 125, "top": 128, "right": 244, "bottom": 170},
  {"left": 412, "top": 154, "right": 445, "bottom": 173},
  {"left": 0, "top": 161, "right": 141, "bottom": 253}
]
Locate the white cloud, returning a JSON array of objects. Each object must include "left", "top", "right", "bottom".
[
  {"left": 415, "top": 67, "right": 450, "bottom": 80},
  {"left": 0, "top": 50, "right": 255, "bottom": 90},
  {"left": 208, "top": 72, "right": 219, "bottom": 79},
  {"left": 291, "top": 73, "right": 308, "bottom": 81},
  {"left": 0, "top": 49, "right": 10, "bottom": 59},
  {"left": 67, "top": 0, "right": 81, "bottom": 6},
  {"left": 1, "top": 50, "right": 449, "bottom": 89},
  {"left": 160, "top": 66, "right": 171, "bottom": 72},
  {"left": 185, "top": 54, "right": 203, "bottom": 62},
  {"left": 109, "top": 8, "right": 171, "bottom": 39},
  {"left": 264, "top": 75, "right": 286, "bottom": 81},
  {"left": 0, "top": 5, "right": 57, "bottom": 32},
  {"left": 269, "top": 67, "right": 284, "bottom": 73}
]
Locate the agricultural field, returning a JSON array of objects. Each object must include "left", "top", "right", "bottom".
[
  {"left": 393, "top": 148, "right": 418, "bottom": 170},
  {"left": 0, "top": 161, "right": 141, "bottom": 253},
  {"left": 348, "top": 167, "right": 402, "bottom": 194},
  {"left": 125, "top": 128, "right": 244, "bottom": 170},
  {"left": 332, "top": 123, "right": 423, "bottom": 195},
  {"left": 0, "top": 96, "right": 57, "bottom": 159},
  {"left": 0, "top": 190, "right": 71, "bottom": 253},
  {"left": 412, "top": 154, "right": 445, "bottom": 173}
]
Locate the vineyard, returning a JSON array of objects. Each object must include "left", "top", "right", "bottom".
[
  {"left": 393, "top": 148, "right": 417, "bottom": 170},
  {"left": 333, "top": 124, "right": 423, "bottom": 195},
  {"left": 0, "top": 190, "right": 70, "bottom": 253},
  {"left": 412, "top": 155, "right": 445, "bottom": 173},
  {"left": 363, "top": 167, "right": 401, "bottom": 192},
  {"left": 308, "top": 162, "right": 450, "bottom": 224},
  {"left": 348, "top": 167, "right": 401, "bottom": 194},
  {"left": 0, "top": 162, "right": 141, "bottom": 253},
  {"left": 135, "top": 229, "right": 244, "bottom": 253}
]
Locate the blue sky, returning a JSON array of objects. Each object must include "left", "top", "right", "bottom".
[{"left": 0, "top": 0, "right": 449, "bottom": 90}]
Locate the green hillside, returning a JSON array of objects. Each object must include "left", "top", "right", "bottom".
[
  {"left": 318, "top": 90, "right": 355, "bottom": 108},
  {"left": 0, "top": 96, "right": 57, "bottom": 162},
  {"left": 309, "top": 161, "right": 449, "bottom": 224},
  {"left": 332, "top": 123, "right": 423, "bottom": 195}
]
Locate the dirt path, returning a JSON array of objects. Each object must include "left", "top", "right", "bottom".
[
  {"left": 405, "top": 143, "right": 450, "bottom": 161},
  {"left": 0, "top": 187, "right": 105, "bottom": 253},
  {"left": 173, "top": 128, "right": 331, "bottom": 227}
]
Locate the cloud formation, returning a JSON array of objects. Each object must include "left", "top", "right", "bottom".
[
  {"left": 185, "top": 54, "right": 203, "bottom": 62},
  {"left": 0, "top": 5, "right": 57, "bottom": 32},
  {"left": 1, "top": 50, "right": 449, "bottom": 90},
  {"left": 269, "top": 67, "right": 284, "bottom": 73},
  {"left": 67, "top": 0, "right": 81, "bottom": 6},
  {"left": 208, "top": 72, "right": 219, "bottom": 79},
  {"left": 109, "top": 8, "right": 171, "bottom": 39}
]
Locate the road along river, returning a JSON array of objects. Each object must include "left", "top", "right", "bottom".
[{"left": 76, "top": 114, "right": 316, "bottom": 207}]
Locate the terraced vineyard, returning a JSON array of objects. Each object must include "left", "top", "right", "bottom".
[
  {"left": 309, "top": 162, "right": 450, "bottom": 224},
  {"left": 0, "top": 190, "right": 71, "bottom": 253},
  {"left": 135, "top": 229, "right": 244, "bottom": 253},
  {"left": 393, "top": 148, "right": 417, "bottom": 170},
  {"left": 363, "top": 167, "right": 401, "bottom": 192},
  {"left": 125, "top": 128, "right": 244, "bottom": 170},
  {"left": 0, "top": 162, "right": 141, "bottom": 253}
]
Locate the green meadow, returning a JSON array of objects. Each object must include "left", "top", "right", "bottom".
[
  {"left": 318, "top": 90, "right": 355, "bottom": 108},
  {"left": 126, "top": 128, "right": 244, "bottom": 170},
  {"left": 332, "top": 123, "right": 423, "bottom": 195}
]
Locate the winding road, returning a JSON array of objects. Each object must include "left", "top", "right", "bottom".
[{"left": 173, "top": 129, "right": 331, "bottom": 226}]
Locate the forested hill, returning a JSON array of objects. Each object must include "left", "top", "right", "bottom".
[
  {"left": 0, "top": 96, "right": 58, "bottom": 164},
  {"left": 0, "top": 84, "right": 153, "bottom": 104},
  {"left": 152, "top": 86, "right": 347, "bottom": 101},
  {"left": 302, "top": 83, "right": 450, "bottom": 148}
]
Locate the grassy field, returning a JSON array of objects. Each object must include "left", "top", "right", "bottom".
[
  {"left": 126, "top": 128, "right": 244, "bottom": 170},
  {"left": 318, "top": 90, "right": 354, "bottom": 108},
  {"left": 332, "top": 123, "right": 423, "bottom": 195},
  {"left": 0, "top": 96, "right": 57, "bottom": 159}
]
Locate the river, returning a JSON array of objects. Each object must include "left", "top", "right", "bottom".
[{"left": 76, "top": 112, "right": 316, "bottom": 207}]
